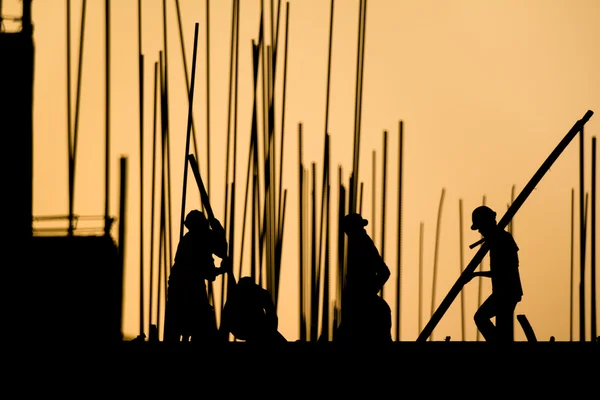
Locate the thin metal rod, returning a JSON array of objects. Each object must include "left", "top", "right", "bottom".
[
  {"left": 380, "top": 131, "right": 388, "bottom": 298},
  {"left": 324, "top": 0, "right": 334, "bottom": 136},
  {"left": 476, "top": 195, "right": 486, "bottom": 342},
  {"left": 371, "top": 150, "right": 376, "bottom": 243},
  {"left": 316, "top": 134, "right": 330, "bottom": 322},
  {"left": 157, "top": 192, "right": 165, "bottom": 338},
  {"left": 358, "top": 182, "right": 363, "bottom": 214},
  {"left": 70, "top": 0, "right": 88, "bottom": 236},
  {"left": 66, "top": 0, "right": 72, "bottom": 233},
  {"left": 223, "top": 0, "right": 238, "bottom": 233},
  {"left": 590, "top": 137, "right": 597, "bottom": 341},
  {"left": 274, "top": 2, "right": 290, "bottom": 305},
  {"left": 221, "top": 0, "right": 238, "bottom": 316},
  {"left": 310, "top": 162, "right": 317, "bottom": 342},
  {"left": 579, "top": 125, "right": 586, "bottom": 342},
  {"left": 350, "top": 0, "right": 367, "bottom": 212},
  {"left": 273, "top": 0, "right": 282, "bottom": 56},
  {"left": 458, "top": 198, "right": 465, "bottom": 341},
  {"left": 418, "top": 222, "right": 424, "bottom": 334},
  {"left": 336, "top": 166, "right": 345, "bottom": 328},
  {"left": 430, "top": 187, "right": 445, "bottom": 341},
  {"left": 395, "top": 120, "right": 403, "bottom": 341},
  {"left": 570, "top": 187, "right": 574, "bottom": 341},
  {"left": 316, "top": 134, "right": 330, "bottom": 338},
  {"left": 104, "top": 0, "right": 111, "bottom": 235},
  {"left": 118, "top": 156, "right": 128, "bottom": 337},
  {"left": 138, "top": 50, "right": 144, "bottom": 338},
  {"left": 206, "top": 0, "right": 211, "bottom": 199},
  {"left": 321, "top": 182, "right": 331, "bottom": 341},
  {"left": 274, "top": 188, "right": 288, "bottom": 307},
  {"left": 137, "top": 0, "right": 144, "bottom": 339},
  {"left": 298, "top": 123, "right": 305, "bottom": 341},
  {"left": 236, "top": 38, "right": 261, "bottom": 282},
  {"left": 148, "top": 60, "right": 159, "bottom": 336}
]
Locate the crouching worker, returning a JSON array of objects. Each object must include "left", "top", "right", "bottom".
[{"left": 221, "top": 276, "right": 287, "bottom": 344}]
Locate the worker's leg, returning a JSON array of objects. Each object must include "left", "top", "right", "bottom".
[{"left": 474, "top": 294, "right": 498, "bottom": 342}]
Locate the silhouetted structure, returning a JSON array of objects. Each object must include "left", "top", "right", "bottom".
[
  {"left": 334, "top": 213, "right": 392, "bottom": 343},
  {"left": 466, "top": 206, "right": 523, "bottom": 343},
  {"left": 164, "top": 210, "right": 229, "bottom": 343}
]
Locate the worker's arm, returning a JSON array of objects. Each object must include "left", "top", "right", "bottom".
[{"left": 209, "top": 218, "right": 228, "bottom": 259}]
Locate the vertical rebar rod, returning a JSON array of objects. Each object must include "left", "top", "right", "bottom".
[
  {"left": 579, "top": 126, "right": 586, "bottom": 342},
  {"left": 104, "top": 0, "right": 111, "bottom": 235},
  {"left": 324, "top": 0, "right": 334, "bottom": 137},
  {"left": 310, "top": 163, "right": 317, "bottom": 342},
  {"left": 349, "top": 0, "right": 366, "bottom": 213},
  {"left": 430, "top": 187, "right": 445, "bottom": 341},
  {"left": 570, "top": 187, "right": 574, "bottom": 341},
  {"left": 590, "top": 137, "right": 597, "bottom": 341},
  {"left": 66, "top": 0, "right": 72, "bottom": 234},
  {"left": 70, "top": 0, "right": 88, "bottom": 237},
  {"left": 206, "top": 0, "right": 211, "bottom": 199},
  {"left": 298, "top": 123, "right": 305, "bottom": 341},
  {"left": 476, "top": 194, "right": 486, "bottom": 341},
  {"left": 380, "top": 131, "right": 388, "bottom": 298},
  {"left": 418, "top": 222, "right": 424, "bottom": 334},
  {"left": 138, "top": 0, "right": 144, "bottom": 338},
  {"left": 458, "top": 198, "right": 465, "bottom": 341},
  {"left": 371, "top": 150, "right": 376, "bottom": 243},
  {"left": 148, "top": 60, "right": 158, "bottom": 336},
  {"left": 118, "top": 156, "right": 128, "bottom": 339},
  {"left": 395, "top": 120, "right": 403, "bottom": 341},
  {"left": 221, "top": 0, "right": 238, "bottom": 315}
]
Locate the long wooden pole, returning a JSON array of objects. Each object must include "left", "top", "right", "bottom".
[
  {"left": 417, "top": 110, "right": 594, "bottom": 342},
  {"left": 178, "top": 23, "right": 200, "bottom": 241}
]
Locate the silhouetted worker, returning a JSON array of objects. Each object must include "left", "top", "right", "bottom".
[
  {"left": 221, "top": 277, "right": 287, "bottom": 344},
  {"left": 335, "top": 213, "right": 392, "bottom": 343},
  {"left": 164, "top": 209, "right": 230, "bottom": 343},
  {"left": 465, "top": 205, "right": 523, "bottom": 343}
]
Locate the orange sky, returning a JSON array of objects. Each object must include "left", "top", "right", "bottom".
[{"left": 12, "top": 0, "right": 599, "bottom": 341}]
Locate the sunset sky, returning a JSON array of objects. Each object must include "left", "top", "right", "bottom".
[{"left": 10, "top": 0, "right": 598, "bottom": 342}]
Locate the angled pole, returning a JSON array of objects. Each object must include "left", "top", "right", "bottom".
[{"left": 179, "top": 23, "right": 200, "bottom": 241}]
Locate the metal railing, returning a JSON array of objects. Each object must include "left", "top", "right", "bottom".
[{"left": 32, "top": 214, "right": 115, "bottom": 236}]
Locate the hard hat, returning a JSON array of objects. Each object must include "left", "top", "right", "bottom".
[
  {"left": 342, "top": 213, "right": 368, "bottom": 230},
  {"left": 184, "top": 209, "right": 208, "bottom": 231},
  {"left": 470, "top": 205, "right": 496, "bottom": 230}
]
